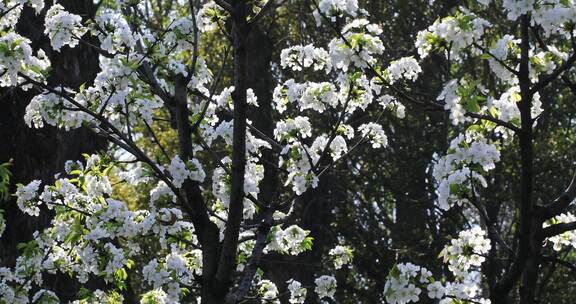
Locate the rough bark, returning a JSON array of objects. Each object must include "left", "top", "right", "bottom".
[
  {"left": 215, "top": 3, "right": 250, "bottom": 297},
  {"left": 0, "top": 1, "right": 104, "bottom": 301}
]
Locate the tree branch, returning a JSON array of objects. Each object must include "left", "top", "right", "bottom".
[
  {"left": 465, "top": 112, "right": 521, "bottom": 133},
  {"left": 225, "top": 209, "right": 274, "bottom": 303},
  {"left": 248, "top": 0, "right": 275, "bottom": 25},
  {"left": 539, "top": 221, "right": 576, "bottom": 239},
  {"left": 537, "top": 171, "right": 576, "bottom": 220},
  {"left": 473, "top": 42, "right": 519, "bottom": 76},
  {"left": 214, "top": 0, "right": 234, "bottom": 13},
  {"left": 530, "top": 52, "right": 576, "bottom": 96},
  {"left": 216, "top": 11, "right": 250, "bottom": 287}
]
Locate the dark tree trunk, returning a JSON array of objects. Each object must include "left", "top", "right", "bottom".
[
  {"left": 261, "top": 173, "right": 343, "bottom": 304},
  {"left": 0, "top": 1, "right": 104, "bottom": 301}
]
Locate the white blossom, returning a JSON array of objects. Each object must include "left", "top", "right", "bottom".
[
  {"left": 358, "top": 123, "right": 388, "bottom": 148},
  {"left": 168, "top": 156, "right": 205, "bottom": 188},
  {"left": 384, "top": 263, "right": 431, "bottom": 304},
  {"left": 0, "top": 33, "right": 49, "bottom": 88},
  {"left": 544, "top": 212, "right": 576, "bottom": 251},
  {"left": 314, "top": 275, "right": 337, "bottom": 300},
  {"left": 92, "top": 10, "right": 135, "bottom": 54},
  {"left": 415, "top": 13, "right": 490, "bottom": 59},
  {"left": 427, "top": 281, "right": 445, "bottom": 299},
  {"left": 265, "top": 225, "right": 312, "bottom": 255},
  {"left": 274, "top": 116, "right": 313, "bottom": 142},
  {"left": 439, "top": 226, "right": 492, "bottom": 277},
  {"left": 503, "top": 0, "right": 535, "bottom": 21},
  {"left": 15, "top": 180, "right": 42, "bottom": 216},
  {"left": 257, "top": 280, "right": 279, "bottom": 303},
  {"left": 287, "top": 279, "right": 307, "bottom": 304},
  {"left": 197, "top": 1, "right": 225, "bottom": 32},
  {"left": 44, "top": 4, "right": 86, "bottom": 51},
  {"left": 433, "top": 134, "right": 500, "bottom": 210},
  {"left": 328, "top": 19, "right": 384, "bottom": 71},
  {"left": 317, "top": 0, "right": 359, "bottom": 25},
  {"left": 328, "top": 245, "right": 353, "bottom": 269},
  {"left": 386, "top": 57, "right": 422, "bottom": 84},
  {"left": 280, "top": 44, "right": 331, "bottom": 73}
]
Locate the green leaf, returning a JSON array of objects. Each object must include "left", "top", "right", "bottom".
[
  {"left": 114, "top": 268, "right": 128, "bottom": 290},
  {"left": 126, "top": 259, "right": 135, "bottom": 269},
  {"left": 466, "top": 124, "right": 482, "bottom": 133},
  {"left": 301, "top": 236, "right": 314, "bottom": 251},
  {"left": 389, "top": 264, "right": 400, "bottom": 279},
  {"left": 450, "top": 183, "right": 459, "bottom": 194},
  {"left": 489, "top": 106, "right": 499, "bottom": 118},
  {"left": 463, "top": 97, "right": 481, "bottom": 113}
]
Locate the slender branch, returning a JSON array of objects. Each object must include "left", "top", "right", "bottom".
[
  {"left": 225, "top": 209, "right": 274, "bottom": 303},
  {"left": 216, "top": 11, "right": 250, "bottom": 286},
  {"left": 19, "top": 73, "right": 189, "bottom": 215},
  {"left": 468, "top": 176, "right": 514, "bottom": 255},
  {"left": 473, "top": 42, "right": 519, "bottom": 76},
  {"left": 214, "top": 0, "right": 234, "bottom": 13},
  {"left": 316, "top": 108, "right": 385, "bottom": 178},
  {"left": 539, "top": 221, "right": 576, "bottom": 239},
  {"left": 248, "top": 0, "right": 275, "bottom": 25},
  {"left": 465, "top": 112, "right": 521, "bottom": 133},
  {"left": 311, "top": 82, "right": 353, "bottom": 173},
  {"left": 530, "top": 52, "right": 576, "bottom": 96},
  {"left": 142, "top": 119, "right": 171, "bottom": 161},
  {"left": 191, "top": 47, "right": 230, "bottom": 133},
  {"left": 537, "top": 171, "right": 576, "bottom": 220},
  {"left": 0, "top": 3, "right": 20, "bottom": 19},
  {"left": 541, "top": 256, "right": 576, "bottom": 273},
  {"left": 186, "top": 0, "right": 200, "bottom": 85}
]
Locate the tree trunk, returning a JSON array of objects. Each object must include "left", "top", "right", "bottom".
[{"left": 0, "top": 1, "right": 104, "bottom": 301}]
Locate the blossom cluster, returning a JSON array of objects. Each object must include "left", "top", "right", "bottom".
[
  {"left": 384, "top": 263, "right": 432, "bottom": 304},
  {"left": 44, "top": 4, "right": 87, "bottom": 51},
  {"left": 432, "top": 134, "right": 500, "bottom": 210},
  {"left": 257, "top": 280, "right": 280, "bottom": 303},
  {"left": 1, "top": 0, "right": 44, "bottom": 30},
  {"left": 280, "top": 44, "right": 331, "bottom": 73},
  {"left": 384, "top": 227, "right": 492, "bottom": 304},
  {"left": 5, "top": 155, "right": 202, "bottom": 303},
  {"left": 415, "top": 12, "right": 490, "bottom": 59},
  {"left": 544, "top": 212, "right": 576, "bottom": 251},
  {"left": 25, "top": 89, "right": 92, "bottom": 130},
  {"left": 317, "top": 0, "right": 359, "bottom": 22},
  {"left": 490, "top": 86, "right": 543, "bottom": 126},
  {"left": 0, "top": 32, "right": 50, "bottom": 88},
  {"left": 196, "top": 1, "right": 226, "bottom": 32},
  {"left": 328, "top": 245, "right": 354, "bottom": 269},
  {"left": 439, "top": 226, "right": 492, "bottom": 277},
  {"left": 287, "top": 279, "right": 307, "bottom": 303},
  {"left": 254, "top": 275, "right": 335, "bottom": 303},
  {"left": 92, "top": 10, "right": 136, "bottom": 54},
  {"left": 385, "top": 57, "right": 422, "bottom": 84},
  {"left": 168, "top": 156, "right": 206, "bottom": 188},
  {"left": 328, "top": 19, "right": 384, "bottom": 71},
  {"left": 314, "top": 275, "right": 337, "bottom": 300},
  {"left": 265, "top": 225, "right": 313, "bottom": 255}
]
